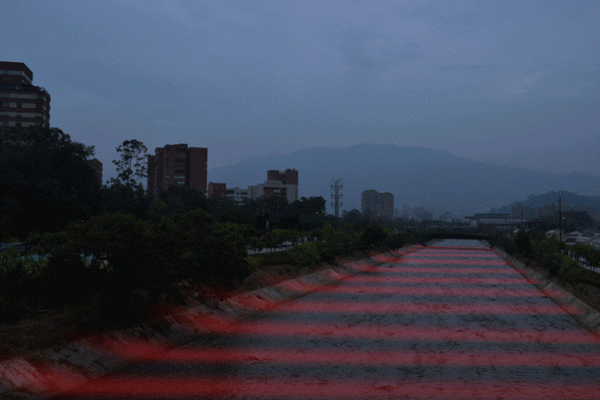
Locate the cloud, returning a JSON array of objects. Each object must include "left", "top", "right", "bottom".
[{"left": 1, "top": 0, "right": 598, "bottom": 177}]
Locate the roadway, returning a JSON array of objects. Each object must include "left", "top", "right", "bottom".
[{"left": 58, "top": 239, "right": 600, "bottom": 399}]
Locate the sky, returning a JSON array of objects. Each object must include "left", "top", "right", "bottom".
[{"left": 2, "top": 0, "right": 599, "bottom": 183}]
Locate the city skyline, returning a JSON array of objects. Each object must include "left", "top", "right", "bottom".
[{"left": 1, "top": 1, "right": 598, "bottom": 182}]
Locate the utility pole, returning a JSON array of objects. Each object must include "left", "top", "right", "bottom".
[
  {"left": 331, "top": 179, "right": 343, "bottom": 228},
  {"left": 559, "top": 195, "right": 563, "bottom": 242}
]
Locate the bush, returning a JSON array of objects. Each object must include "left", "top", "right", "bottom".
[
  {"left": 0, "top": 248, "right": 43, "bottom": 322},
  {"left": 360, "top": 224, "right": 388, "bottom": 250},
  {"left": 557, "top": 255, "right": 582, "bottom": 283},
  {"left": 514, "top": 230, "right": 533, "bottom": 257},
  {"left": 291, "top": 242, "right": 321, "bottom": 268},
  {"left": 156, "top": 210, "right": 251, "bottom": 288},
  {"left": 573, "top": 244, "right": 600, "bottom": 268},
  {"left": 385, "top": 230, "right": 406, "bottom": 250}
]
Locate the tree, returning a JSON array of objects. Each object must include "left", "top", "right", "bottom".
[
  {"left": 156, "top": 209, "right": 251, "bottom": 287},
  {"left": 0, "top": 126, "right": 101, "bottom": 239},
  {"left": 289, "top": 197, "right": 327, "bottom": 216},
  {"left": 102, "top": 140, "right": 149, "bottom": 216},
  {"left": 110, "top": 139, "right": 148, "bottom": 187},
  {"left": 360, "top": 224, "right": 388, "bottom": 250},
  {"left": 156, "top": 185, "right": 207, "bottom": 217}
]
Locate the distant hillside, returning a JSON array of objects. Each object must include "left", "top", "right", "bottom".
[
  {"left": 492, "top": 191, "right": 600, "bottom": 215},
  {"left": 208, "top": 144, "right": 600, "bottom": 218}
]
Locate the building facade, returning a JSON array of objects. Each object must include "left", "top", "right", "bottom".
[
  {"left": 147, "top": 144, "right": 207, "bottom": 199},
  {"left": 248, "top": 169, "right": 299, "bottom": 203},
  {"left": 361, "top": 189, "right": 379, "bottom": 216},
  {"left": 0, "top": 62, "right": 51, "bottom": 132},
  {"left": 361, "top": 189, "right": 394, "bottom": 220},
  {"left": 226, "top": 187, "right": 249, "bottom": 205},
  {"left": 208, "top": 182, "right": 227, "bottom": 198}
]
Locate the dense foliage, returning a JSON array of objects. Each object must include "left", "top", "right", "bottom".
[
  {"left": 0, "top": 127, "right": 101, "bottom": 240},
  {"left": 1, "top": 129, "right": 421, "bottom": 324},
  {"left": 489, "top": 231, "right": 600, "bottom": 291}
]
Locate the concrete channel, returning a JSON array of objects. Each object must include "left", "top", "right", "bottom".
[{"left": 2, "top": 240, "right": 600, "bottom": 399}]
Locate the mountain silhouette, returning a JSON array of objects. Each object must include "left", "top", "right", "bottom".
[{"left": 208, "top": 144, "right": 600, "bottom": 218}]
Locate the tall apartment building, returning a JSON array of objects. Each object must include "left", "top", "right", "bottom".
[
  {"left": 147, "top": 144, "right": 207, "bottom": 199},
  {"left": 0, "top": 62, "right": 51, "bottom": 132},
  {"left": 361, "top": 189, "right": 379, "bottom": 216},
  {"left": 248, "top": 169, "right": 299, "bottom": 203},
  {"left": 361, "top": 189, "right": 394, "bottom": 220}
]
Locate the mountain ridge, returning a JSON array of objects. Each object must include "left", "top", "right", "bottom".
[{"left": 208, "top": 144, "right": 600, "bottom": 218}]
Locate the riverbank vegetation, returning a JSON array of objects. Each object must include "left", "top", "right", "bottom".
[
  {"left": 489, "top": 230, "right": 600, "bottom": 311},
  {"left": 1, "top": 127, "right": 427, "bottom": 327}
]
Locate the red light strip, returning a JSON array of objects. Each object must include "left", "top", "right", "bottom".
[
  {"left": 426, "top": 246, "right": 495, "bottom": 251},
  {"left": 407, "top": 252, "right": 497, "bottom": 257},
  {"left": 399, "top": 258, "right": 509, "bottom": 265},
  {"left": 95, "top": 341, "right": 600, "bottom": 367},
  {"left": 173, "top": 320, "right": 599, "bottom": 344},
  {"left": 57, "top": 373, "right": 600, "bottom": 399},
  {"left": 326, "top": 285, "right": 547, "bottom": 297},
  {"left": 372, "top": 266, "right": 520, "bottom": 274},
  {"left": 272, "top": 300, "right": 577, "bottom": 315},
  {"left": 350, "top": 275, "right": 538, "bottom": 284}
]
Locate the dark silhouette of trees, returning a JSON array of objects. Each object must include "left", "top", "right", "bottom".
[
  {"left": 110, "top": 139, "right": 148, "bottom": 187},
  {"left": 101, "top": 140, "right": 149, "bottom": 217},
  {"left": 0, "top": 127, "right": 101, "bottom": 240}
]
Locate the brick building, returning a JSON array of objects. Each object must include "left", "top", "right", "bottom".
[
  {"left": 0, "top": 62, "right": 51, "bottom": 132},
  {"left": 208, "top": 182, "right": 227, "bottom": 198},
  {"left": 147, "top": 144, "right": 207, "bottom": 199}
]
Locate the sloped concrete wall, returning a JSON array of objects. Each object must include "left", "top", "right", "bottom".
[{"left": 0, "top": 246, "right": 420, "bottom": 399}]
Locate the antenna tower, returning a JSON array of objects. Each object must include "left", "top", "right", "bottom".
[{"left": 331, "top": 179, "right": 343, "bottom": 225}]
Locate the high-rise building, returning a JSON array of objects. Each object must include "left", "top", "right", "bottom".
[
  {"left": 361, "top": 189, "right": 394, "bottom": 220},
  {"left": 0, "top": 62, "right": 51, "bottom": 132},
  {"left": 361, "top": 189, "right": 379, "bottom": 216},
  {"left": 248, "top": 169, "right": 299, "bottom": 203},
  {"left": 378, "top": 192, "right": 394, "bottom": 220},
  {"left": 147, "top": 144, "right": 207, "bottom": 199}
]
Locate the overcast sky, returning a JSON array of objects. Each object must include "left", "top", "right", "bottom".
[{"left": 2, "top": 0, "right": 599, "bottom": 181}]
